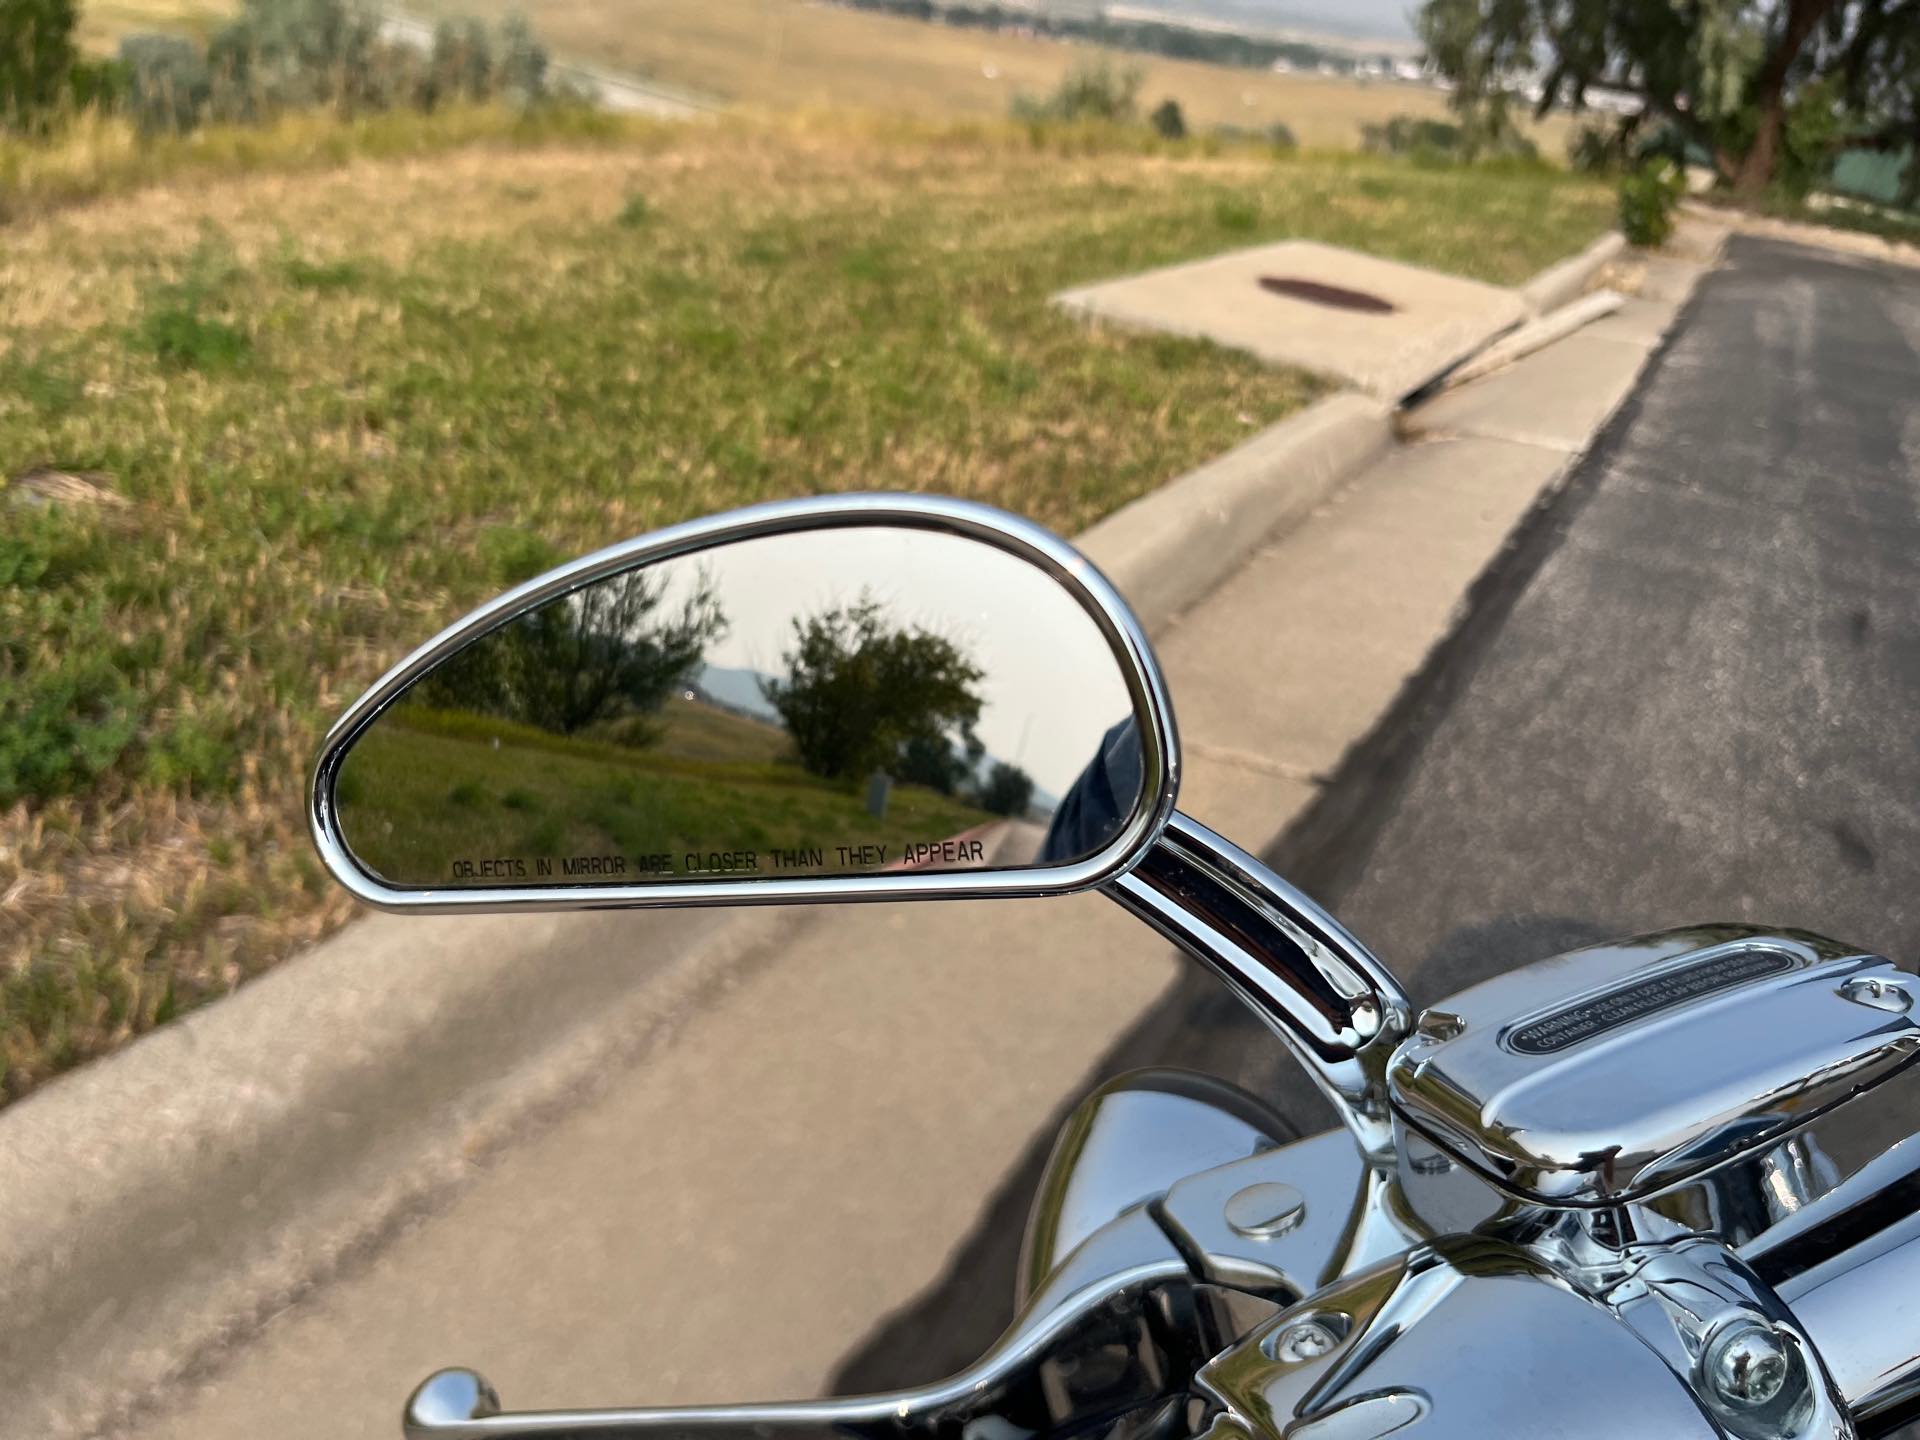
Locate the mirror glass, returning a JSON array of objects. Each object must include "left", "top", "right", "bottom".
[{"left": 331, "top": 526, "right": 1151, "bottom": 889}]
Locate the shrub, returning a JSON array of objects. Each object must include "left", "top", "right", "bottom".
[
  {"left": 120, "top": 33, "right": 212, "bottom": 134},
  {"left": 425, "top": 17, "right": 494, "bottom": 108},
  {"left": 1364, "top": 112, "right": 1537, "bottom": 166},
  {"left": 111, "top": 0, "right": 566, "bottom": 138},
  {"left": 1619, "top": 156, "right": 1684, "bottom": 247},
  {"left": 1267, "top": 120, "right": 1298, "bottom": 154},
  {"left": 1148, "top": 97, "right": 1185, "bottom": 140},
  {"left": 497, "top": 11, "right": 548, "bottom": 101},
  {"left": 1, "top": 0, "right": 77, "bottom": 133},
  {"left": 1012, "top": 57, "right": 1142, "bottom": 124},
  {"left": 1362, "top": 114, "right": 1463, "bottom": 159},
  {"left": 0, "top": 650, "right": 142, "bottom": 806}
]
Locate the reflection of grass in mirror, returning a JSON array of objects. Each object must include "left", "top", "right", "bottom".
[{"left": 339, "top": 702, "right": 996, "bottom": 886}]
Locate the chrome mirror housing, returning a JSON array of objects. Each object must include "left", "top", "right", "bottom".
[{"left": 309, "top": 495, "right": 1179, "bottom": 911}]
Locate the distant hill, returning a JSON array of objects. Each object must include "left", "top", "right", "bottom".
[
  {"left": 1150, "top": 0, "right": 1417, "bottom": 47},
  {"left": 696, "top": 664, "right": 783, "bottom": 724}
]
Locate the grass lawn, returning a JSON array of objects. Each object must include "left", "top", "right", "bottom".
[
  {"left": 338, "top": 701, "right": 993, "bottom": 886},
  {"left": 0, "top": 107, "right": 1611, "bottom": 1101}
]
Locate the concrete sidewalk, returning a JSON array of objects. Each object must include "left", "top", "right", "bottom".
[{"left": 87, "top": 232, "right": 1723, "bottom": 1440}]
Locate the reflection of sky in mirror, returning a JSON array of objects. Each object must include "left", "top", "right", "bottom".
[{"left": 646, "top": 528, "right": 1135, "bottom": 798}]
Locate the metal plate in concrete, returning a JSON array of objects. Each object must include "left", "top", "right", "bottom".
[{"left": 1055, "top": 240, "right": 1529, "bottom": 401}]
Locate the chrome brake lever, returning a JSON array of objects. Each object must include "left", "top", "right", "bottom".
[{"left": 402, "top": 1207, "right": 1206, "bottom": 1440}]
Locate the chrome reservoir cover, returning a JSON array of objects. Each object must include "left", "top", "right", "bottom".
[
  {"left": 1387, "top": 926, "right": 1920, "bottom": 1207},
  {"left": 1198, "top": 1238, "right": 1730, "bottom": 1440}
]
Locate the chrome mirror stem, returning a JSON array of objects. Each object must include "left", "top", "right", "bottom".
[{"left": 1104, "top": 813, "right": 1413, "bottom": 1160}]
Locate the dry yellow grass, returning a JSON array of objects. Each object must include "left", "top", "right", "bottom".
[
  {"left": 77, "top": 0, "right": 232, "bottom": 50},
  {"left": 79, "top": 0, "right": 1574, "bottom": 153}
]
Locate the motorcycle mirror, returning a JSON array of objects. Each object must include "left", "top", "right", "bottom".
[{"left": 310, "top": 495, "right": 1179, "bottom": 911}]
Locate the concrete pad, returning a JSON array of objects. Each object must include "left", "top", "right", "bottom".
[
  {"left": 1055, "top": 241, "right": 1528, "bottom": 401},
  {"left": 1403, "top": 332, "right": 1653, "bottom": 452},
  {"left": 1161, "top": 437, "right": 1571, "bottom": 778}
]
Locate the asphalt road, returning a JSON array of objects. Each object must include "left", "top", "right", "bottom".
[{"left": 834, "top": 234, "right": 1920, "bottom": 1393}]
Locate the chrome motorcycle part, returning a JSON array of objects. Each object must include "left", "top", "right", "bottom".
[
  {"left": 403, "top": 1205, "right": 1204, "bottom": 1440},
  {"left": 1388, "top": 925, "right": 1920, "bottom": 1210},
  {"left": 1106, "top": 815, "right": 1413, "bottom": 1159},
  {"left": 312, "top": 493, "right": 1181, "bottom": 911},
  {"left": 1019, "top": 1069, "right": 1287, "bottom": 1304},
  {"left": 1197, "top": 1237, "right": 1741, "bottom": 1440},
  {"left": 1744, "top": 1139, "right": 1920, "bottom": 1433},
  {"left": 1156, "top": 1130, "right": 1424, "bottom": 1301}
]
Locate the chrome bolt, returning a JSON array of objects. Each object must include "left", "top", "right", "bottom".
[
  {"left": 1841, "top": 976, "right": 1912, "bottom": 1013},
  {"left": 1415, "top": 1009, "right": 1466, "bottom": 1042},
  {"left": 1271, "top": 1318, "right": 1340, "bottom": 1363},
  {"left": 1224, "top": 1181, "right": 1307, "bottom": 1238},
  {"left": 1702, "top": 1321, "right": 1792, "bottom": 1409}
]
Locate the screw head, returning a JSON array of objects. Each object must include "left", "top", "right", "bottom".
[
  {"left": 1841, "top": 976, "right": 1913, "bottom": 1012},
  {"left": 1224, "top": 1181, "right": 1307, "bottom": 1238},
  {"left": 1703, "top": 1321, "right": 1792, "bottom": 1409},
  {"left": 1271, "top": 1318, "right": 1340, "bottom": 1362},
  {"left": 1415, "top": 1009, "right": 1466, "bottom": 1042}
]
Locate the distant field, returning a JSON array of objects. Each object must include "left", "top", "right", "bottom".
[
  {"left": 79, "top": 0, "right": 1575, "bottom": 154},
  {"left": 76, "top": 0, "right": 230, "bottom": 51}
]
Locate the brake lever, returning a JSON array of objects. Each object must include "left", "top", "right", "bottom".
[{"left": 402, "top": 1207, "right": 1205, "bottom": 1440}]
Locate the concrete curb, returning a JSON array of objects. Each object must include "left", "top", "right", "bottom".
[
  {"left": 1519, "top": 231, "right": 1627, "bottom": 315},
  {"left": 0, "top": 395, "right": 1389, "bottom": 1440},
  {"left": 1077, "top": 393, "right": 1393, "bottom": 632}
]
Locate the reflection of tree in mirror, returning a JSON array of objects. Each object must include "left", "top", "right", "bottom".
[
  {"left": 976, "top": 760, "right": 1035, "bottom": 818},
  {"left": 896, "top": 729, "right": 986, "bottom": 796},
  {"left": 415, "top": 568, "right": 726, "bottom": 741},
  {"left": 762, "top": 593, "right": 984, "bottom": 783}
]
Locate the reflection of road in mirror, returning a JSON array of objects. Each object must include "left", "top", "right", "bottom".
[{"left": 332, "top": 525, "right": 1148, "bottom": 888}]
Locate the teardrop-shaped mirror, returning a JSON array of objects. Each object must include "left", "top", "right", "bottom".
[{"left": 310, "top": 497, "right": 1178, "bottom": 909}]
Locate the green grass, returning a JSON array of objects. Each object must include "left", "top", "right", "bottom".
[
  {"left": 338, "top": 704, "right": 992, "bottom": 886},
  {"left": 0, "top": 105, "right": 1612, "bottom": 1102}
]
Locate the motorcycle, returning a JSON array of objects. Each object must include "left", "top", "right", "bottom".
[{"left": 310, "top": 493, "right": 1920, "bottom": 1440}]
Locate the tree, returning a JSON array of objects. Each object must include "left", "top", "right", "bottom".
[
  {"left": 2, "top": 0, "right": 78, "bottom": 133},
  {"left": 1149, "top": 97, "right": 1187, "bottom": 139},
  {"left": 762, "top": 594, "right": 985, "bottom": 783},
  {"left": 976, "top": 761, "right": 1034, "bottom": 818},
  {"left": 1418, "top": 0, "right": 1920, "bottom": 198},
  {"left": 415, "top": 568, "right": 726, "bottom": 739}
]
